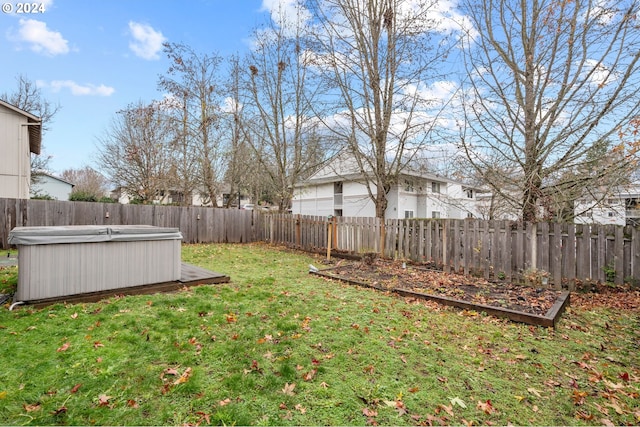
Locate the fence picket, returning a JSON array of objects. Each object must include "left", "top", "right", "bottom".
[{"left": 2, "top": 197, "right": 639, "bottom": 284}]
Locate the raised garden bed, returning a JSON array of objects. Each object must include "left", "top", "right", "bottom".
[{"left": 310, "top": 259, "right": 569, "bottom": 327}]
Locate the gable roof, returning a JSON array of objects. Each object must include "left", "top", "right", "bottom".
[
  {"left": 0, "top": 99, "right": 42, "bottom": 155},
  {"left": 298, "top": 151, "right": 485, "bottom": 191},
  {"left": 33, "top": 171, "right": 75, "bottom": 187}
]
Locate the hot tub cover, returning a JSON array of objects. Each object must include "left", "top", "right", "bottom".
[{"left": 9, "top": 225, "right": 183, "bottom": 245}]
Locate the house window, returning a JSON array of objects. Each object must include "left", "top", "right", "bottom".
[
  {"left": 466, "top": 212, "right": 474, "bottom": 218},
  {"left": 334, "top": 209, "right": 343, "bottom": 217},
  {"left": 404, "top": 180, "right": 414, "bottom": 192},
  {"left": 431, "top": 182, "right": 441, "bottom": 193},
  {"left": 466, "top": 189, "right": 473, "bottom": 199},
  {"left": 608, "top": 211, "right": 616, "bottom": 217},
  {"left": 431, "top": 211, "right": 441, "bottom": 219},
  {"left": 404, "top": 210, "right": 414, "bottom": 219},
  {"left": 334, "top": 181, "right": 343, "bottom": 206}
]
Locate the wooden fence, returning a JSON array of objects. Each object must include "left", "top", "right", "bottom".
[
  {"left": 0, "top": 198, "right": 260, "bottom": 249},
  {"left": 2, "top": 198, "right": 638, "bottom": 288},
  {"left": 260, "top": 215, "right": 640, "bottom": 289}
]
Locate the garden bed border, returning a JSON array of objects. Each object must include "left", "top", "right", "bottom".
[{"left": 311, "top": 267, "right": 570, "bottom": 328}]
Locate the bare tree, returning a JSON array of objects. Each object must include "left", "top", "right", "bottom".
[
  {"left": 159, "top": 43, "right": 225, "bottom": 206},
  {"left": 1, "top": 74, "right": 60, "bottom": 180},
  {"left": 241, "top": 3, "right": 326, "bottom": 212},
  {"left": 307, "top": 0, "right": 454, "bottom": 219},
  {"left": 458, "top": 0, "right": 640, "bottom": 222},
  {"left": 221, "top": 55, "right": 253, "bottom": 208},
  {"left": 95, "top": 101, "right": 173, "bottom": 204},
  {"left": 61, "top": 166, "right": 109, "bottom": 200}
]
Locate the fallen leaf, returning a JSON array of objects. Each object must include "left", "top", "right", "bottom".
[
  {"left": 0, "top": 391, "right": 7, "bottom": 399},
  {"left": 302, "top": 369, "right": 317, "bottom": 381},
  {"left": 319, "top": 381, "right": 329, "bottom": 388},
  {"left": 571, "top": 390, "right": 587, "bottom": 406},
  {"left": 70, "top": 383, "right": 82, "bottom": 394},
  {"left": 23, "top": 403, "right": 41, "bottom": 412},
  {"left": 195, "top": 411, "right": 210, "bottom": 424},
  {"left": 93, "top": 341, "right": 104, "bottom": 349},
  {"left": 575, "top": 411, "right": 593, "bottom": 421},
  {"left": 440, "top": 404, "right": 454, "bottom": 417},
  {"left": 395, "top": 400, "right": 408, "bottom": 416},
  {"left": 527, "top": 387, "right": 542, "bottom": 398},
  {"left": 600, "top": 418, "right": 615, "bottom": 427},
  {"left": 451, "top": 397, "right": 467, "bottom": 408},
  {"left": 295, "top": 403, "right": 307, "bottom": 414},
  {"left": 605, "top": 402, "right": 624, "bottom": 415},
  {"left": 71, "top": 313, "right": 78, "bottom": 319},
  {"left": 57, "top": 342, "right": 71, "bottom": 352},
  {"left": 282, "top": 382, "right": 296, "bottom": 395},
  {"left": 477, "top": 400, "right": 495, "bottom": 414},
  {"left": 363, "top": 407, "right": 378, "bottom": 417},
  {"left": 51, "top": 406, "right": 67, "bottom": 415},
  {"left": 164, "top": 368, "right": 179, "bottom": 376},
  {"left": 218, "top": 398, "right": 231, "bottom": 406},
  {"left": 98, "top": 394, "right": 111, "bottom": 407},
  {"left": 173, "top": 367, "right": 192, "bottom": 385}
]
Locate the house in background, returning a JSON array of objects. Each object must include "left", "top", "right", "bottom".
[
  {"left": 292, "top": 154, "right": 485, "bottom": 219},
  {"left": 30, "top": 172, "right": 75, "bottom": 200},
  {"left": 0, "top": 99, "right": 42, "bottom": 199},
  {"left": 574, "top": 184, "right": 640, "bottom": 226}
]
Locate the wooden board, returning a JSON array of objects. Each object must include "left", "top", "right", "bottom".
[
  {"left": 20, "top": 263, "right": 230, "bottom": 308},
  {"left": 311, "top": 268, "right": 570, "bottom": 328}
]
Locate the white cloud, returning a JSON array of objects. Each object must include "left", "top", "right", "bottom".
[
  {"left": 47, "top": 80, "right": 115, "bottom": 96},
  {"left": 261, "top": 0, "right": 312, "bottom": 29},
  {"left": 15, "top": 18, "right": 69, "bottom": 56},
  {"left": 583, "top": 59, "right": 617, "bottom": 87},
  {"left": 128, "top": 21, "right": 165, "bottom": 60}
]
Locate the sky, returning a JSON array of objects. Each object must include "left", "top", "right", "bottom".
[{"left": 0, "top": 0, "right": 274, "bottom": 174}]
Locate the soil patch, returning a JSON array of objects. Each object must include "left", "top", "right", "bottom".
[{"left": 323, "top": 259, "right": 563, "bottom": 317}]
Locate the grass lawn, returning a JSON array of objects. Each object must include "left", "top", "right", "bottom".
[{"left": 0, "top": 243, "right": 638, "bottom": 426}]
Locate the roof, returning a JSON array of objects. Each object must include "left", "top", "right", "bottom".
[
  {"left": 33, "top": 171, "right": 75, "bottom": 187},
  {"left": 297, "top": 151, "right": 486, "bottom": 191},
  {"left": 0, "top": 99, "right": 42, "bottom": 155}
]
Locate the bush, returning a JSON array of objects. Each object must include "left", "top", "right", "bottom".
[
  {"left": 69, "top": 191, "right": 97, "bottom": 202},
  {"left": 98, "top": 196, "right": 118, "bottom": 203}
]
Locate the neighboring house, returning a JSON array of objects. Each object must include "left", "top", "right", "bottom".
[
  {"left": 111, "top": 186, "right": 251, "bottom": 207},
  {"left": 292, "top": 154, "right": 485, "bottom": 220},
  {"left": 0, "top": 99, "right": 42, "bottom": 199},
  {"left": 574, "top": 184, "right": 640, "bottom": 226},
  {"left": 30, "top": 172, "right": 74, "bottom": 200}
]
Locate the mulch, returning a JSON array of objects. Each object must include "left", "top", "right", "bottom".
[{"left": 321, "top": 258, "right": 640, "bottom": 315}]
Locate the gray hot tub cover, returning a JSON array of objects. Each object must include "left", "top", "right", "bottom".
[{"left": 8, "top": 225, "right": 183, "bottom": 245}]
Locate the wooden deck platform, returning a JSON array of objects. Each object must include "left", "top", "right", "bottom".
[{"left": 25, "top": 263, "right": 230, "bottom": 308}]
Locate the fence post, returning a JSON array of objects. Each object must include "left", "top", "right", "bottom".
[
  {"left": 295, "top": 214, "right": 301, "bottom": 248},
  {"left": 530, "top": 222, "right": 537, "bottom": 271},
  {"left": 326, "top": 215, "right": 334, "bottom": 260},
  {"left": 442, "top": 220, "right": 449, "bottom": 273},
  {"left": 380, "top": 220, "right": 386, "bottom": 257}
]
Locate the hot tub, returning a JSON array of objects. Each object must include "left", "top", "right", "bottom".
[{"left": 8, "top": 225, "right": 183, "bottom": 302}]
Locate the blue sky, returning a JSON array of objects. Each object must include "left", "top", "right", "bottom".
[{"left": 1, "top": 0, "right": 272, "bottom": 174}]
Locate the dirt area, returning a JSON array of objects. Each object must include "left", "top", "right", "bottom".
[{"left": 319, "top": 258, "right": 640, "bottom": 316}]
